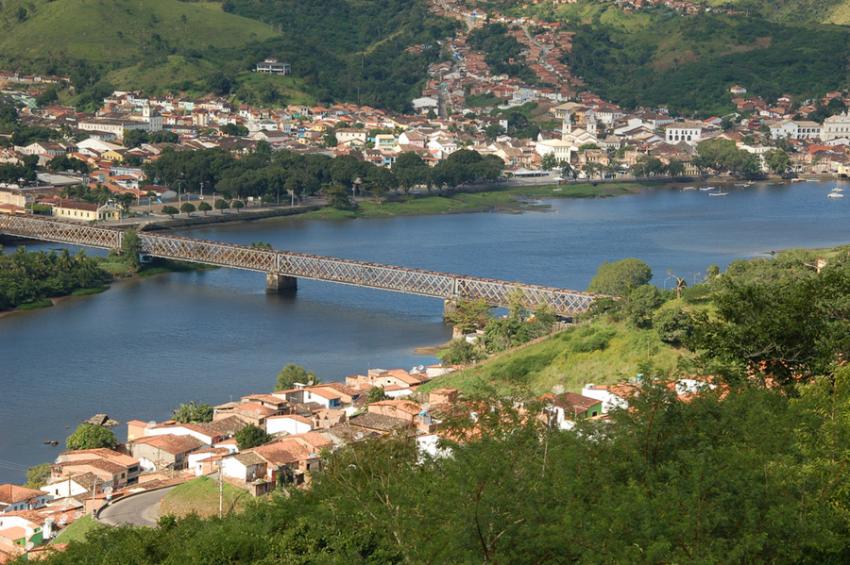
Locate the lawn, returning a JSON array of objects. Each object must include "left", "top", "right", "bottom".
[
  {"left": 420, "top": 316, "right": 689, "bottom": 397},
  {"left": 52, "top": 515, "right": 101, "bottom": 545},
  {"left": 159, "top": 477, "right": 251, "bottom": 518}
]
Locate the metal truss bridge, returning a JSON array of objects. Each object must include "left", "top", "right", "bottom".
[{"left": 0, "top": 215, "right": 597, "bottom": 316}]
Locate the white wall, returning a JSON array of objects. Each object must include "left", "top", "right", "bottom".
[{"left": 266, "top": 417, "right": 313, "bottom": 436}]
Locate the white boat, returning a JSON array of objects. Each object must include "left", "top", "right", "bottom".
[
  {"left": 709, "top": 191, "right": 729, "bottom": 197},
  {"left": 828, "top": 192, "right": 845, "bottom": 199},
  {"left": 682, "top": 186, "right": 697, "bottom": 191},
  {"left": 699, "top": 186, "right": 716, "bottom": 192},
  {"left": 792, "top": 178, "right": 805, "bottom": 182},
  {"left": 831, "top": 186, "right": 844, "bottom": 193}
]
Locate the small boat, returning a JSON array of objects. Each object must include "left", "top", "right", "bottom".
[
  {"left": 699, "top": 186, "right": 716, "bottom": 192},
  {"left": 831, "top": 186, "right": 844, "bottom": 193},
  {"left": 828, "top": 192, "right": 845, "bottom": 199},
  {"left": 682, "top": 186, "right": 696, "bottom": 191},
  {"left": 42, "top": 440, "right": 59, "bottom": 446},
  {"left": 745, "top": 181, "right": 754, "bottom": 187},
  {"left": 792, "top": 178, "right": 805, "bottom": 182},
  {"left": 709, "top": 191, "right": 729, "bottom": 197}
]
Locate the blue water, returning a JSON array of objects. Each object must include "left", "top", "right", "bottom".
[{"left": 1, "top": 180, "right": 848, "bottom": 481}]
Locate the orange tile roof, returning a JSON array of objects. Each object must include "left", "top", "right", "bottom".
[{"left": 0, "top": 485, "right": 45, "bottom": 505}]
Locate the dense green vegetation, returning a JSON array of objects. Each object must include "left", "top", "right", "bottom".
[
  {"left": 226, "top": 0, "right": 457, "bottom": 111},
  {"left": 560, "top": 6, "right": 850, "bottom": 115},
  {"left": 143, "top": 145, "right": 504, "bottom": 204},
  {"left": 0, "top": 0, "right": 454, "bottom": 111},
  {"left": 468, "top": 23, "right": 538, "bottom": 84},
  {"left": 0, "top": 247, "right": 111, "bottom": 311},
  {"left": 65, "top": 423, "right": 118, "bottom": 450},
  {"left": 40, "top": 370, "right": 850, "bottom": 563}
]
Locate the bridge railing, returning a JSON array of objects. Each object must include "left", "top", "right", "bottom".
[{"left": 0, "top": 216, "right": 597, "bottom": 315}]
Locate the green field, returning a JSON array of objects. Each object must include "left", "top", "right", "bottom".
[
  {"left": 160, "top": 477, "right": 250, "bottom": 518},
  {"left": 52, "top": 516, "right": 101, "bottom": 545},
  {"left": 421, "top": 316, "right": 688, "bottom": 397}
]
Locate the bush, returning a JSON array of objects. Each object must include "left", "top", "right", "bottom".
[
  {"left": 624, "top": 285, "right": 665, "bottom": 329},
  {"left": 66, "top": 423, "right": 117, "bottom": 450},
  {"left": 571, "top": 328, "right": 616, "bottom": 353},
  {"left": 654, "top": 307, "right": 695, "bottom": 347},
  {"left": 440, "top": 339, "right": 484, "bottom": 365},
  {"left": 589, "top": 259, "right": 653, "bottom": 297}
]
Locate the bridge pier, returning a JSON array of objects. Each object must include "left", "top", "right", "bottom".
[
  {"left": 443, "top": 299, "right": 465, "bottom": 338},
  {"left": 266, "top": 273, "right": 297, "bottom": 294}
]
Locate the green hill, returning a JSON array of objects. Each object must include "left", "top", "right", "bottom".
[
  {"left": 556, "top": 5, "right": 850, "bottom": 115},
  {"left": 0, "top": 0, "right": 455, "bottom": 111}
]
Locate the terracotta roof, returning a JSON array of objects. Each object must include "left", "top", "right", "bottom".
[
  {"left": 131, "top": 434, "right": 204, "bottom": 455},
  {"left": 0, "top": 484, "right": 46, "bottom": 505},
  {"left": 549, "top": 393, "right": 601, "bottom": 414},
  {"left": 368, "top": 399, "right": 422, "bottom": 416}
]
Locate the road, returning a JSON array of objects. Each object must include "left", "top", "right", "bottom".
[{"left": 98, "top": 486, "right": 177, "bottom": 527}]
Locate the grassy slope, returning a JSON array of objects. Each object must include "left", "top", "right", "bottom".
[
  {"left": 0, "top": 0, "right": 275, "bottom": 62},
  {"left": 160, "top": 477, "right": 250, "bottom": 518},
  {"left": 52, "top": 515, "right": 101, "bottom": 545},
  {"left": 422, "top": 316, "right": 688, "bottom": 397}
]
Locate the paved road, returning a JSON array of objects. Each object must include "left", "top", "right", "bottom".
[{"left": 98, "top": 486, "right": 177, "bottom": 527}]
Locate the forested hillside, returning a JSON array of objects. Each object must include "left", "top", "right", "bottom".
[
  {"left": 0, "top": 0, "right": 454, "bottom": 111},
  {"left": 530, "top": 1, "right": 850, "bottom": 115}
]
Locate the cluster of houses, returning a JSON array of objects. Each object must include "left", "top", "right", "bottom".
[{"left": 0, "top": 356, "right": 723, "bottom": 562}]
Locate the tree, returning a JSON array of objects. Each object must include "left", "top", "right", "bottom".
[
  {"left": 440, "top": 338, "right": 484, "bottom": 365},
  {"left": 235, "top": 424, "right": 271, "bottom": 450},
  {"left": 276, "top": 364, "right": 318, "bottom": 390},
  {"left": 180, "top": 202, "right": 196, "bottom": 216},
  {"left": 394, "top": 152, "right": 430, "bottom": 193},
  {"left": 161, "top": 205, "right": 179, "bottom": 218},
  {"left": 444, "top": 299, "right": 491, "bottom": 334},
  {"left": 66, "top": 423, "right": 117, "bottom": 450},
  {"left": 121, "top": 229, "right": 142, "bottom": 271},
  {"left": 623, "top": 285, "right": 665, "bottom": 328},
  {"left": 198, "top": 201, "right": 212, "bottom": 215},
  {"left": 484, "top": 123, "right": 505, "bottom": 141},
  {"left": 172, "top": 401, "right": 214, "bottom": 424},
  {"left": 655, "top": 307, "right": 695, "bottom": 346},
  {"left": 220, "top": 123, "right": 248, "bottom": 137},
  {"left": 231, "top": 200, "right": 245, "bottom": 213},
  {"left": 764, "top": 149, "right": 791, "bottom": 174},
  {"left": 214, "top": 199, "right": 229, "bottom": 213},
  {"left": 588, "top": 258, "right": 653, "bottom": 297},
  {"left": 666, "top": 160, "right": 685, "bottom": 177},
  {"left": 367, "top": 387, "right": 390, "bottom": 403},
  {"left": 24, "top": 463, "right": 52, "bottom": 489},
  {"left": 540, "top": 153, "right": 559, "bottom": 171}
]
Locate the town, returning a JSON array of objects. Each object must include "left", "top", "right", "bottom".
[
  {"left": 2, "top": 7, "right": 850, "bottom": 221},
  {"left": 0, "top": 354, "right": 722, "bottom": 562}
]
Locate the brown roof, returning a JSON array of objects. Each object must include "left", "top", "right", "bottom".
[
  {"left": 55, "top": 199, "right": 98, "bottom": 211},
  {"left": 550, "top": 393, "right": 601, "bottom": 414},
  {"left": 132, "top": 434, "right": 204, "bottom": 455},
  {"left": 0, "top": 484, "right": 46, "bottom": 505},
  {"left": 348, "top": 413, "right": 412, "bottom": 433}
]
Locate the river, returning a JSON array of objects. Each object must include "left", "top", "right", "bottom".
[{"left": 2, "top": 180, "right": 849, "bottom": 481}]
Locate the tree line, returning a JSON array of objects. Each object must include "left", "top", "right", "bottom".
[{"left": 143, "top": 145, "right": 504, "bottom": 206}]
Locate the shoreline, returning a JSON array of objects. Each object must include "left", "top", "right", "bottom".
[{"left": 131, "top": 174, "right": 840, "bottom": 233}]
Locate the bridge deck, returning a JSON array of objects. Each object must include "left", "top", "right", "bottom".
[{"left": 0, "top": 215, "right": 596, "bottom": 315}]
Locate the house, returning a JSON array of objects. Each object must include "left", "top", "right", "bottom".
[
  {"left": 129, "top": 434, "right": 205, "bottom": 471},
  {"left": 543, "top": 392, "right": 603, "bottom": 430},
  {"left": 255, "top": 58, "right": 291, "bottom": 76},
  {"left": 822, "top": 112, "right": 850, "bottom": 141},
  {"left": 664, "top": 121, "right": 703, "bottom": 145},
  {"left": 0, "top": 486, "right": 51, "bottom": 513},
  {"left": 367, "top": 400, "right": 432, "bottom": 432},
  {"left": 213, "top": 401, "right": 280, "bottom": 428},
  {"left": 265, "top": 414, "right": 313, "bottom": 436},
  {"left": 0, "top": 512, "right": 53, "bottom": 552},
  {"left": 729, "top": 85, "right": 747, "bottom": 96},
  {"left": 335, "top": 129, "right": 367, "bottom": 146},
  {"left": 52, "top": 199, "right": 121, "bottom": 222},
  {"left": 40, "top": 473, "right": 102, "bottom": 499},
  {"left": 580, "top": 383, "right": 634, "bottom": 413},
  {"left": 128, "top": 416, "right": 246, "bottom": 447},
  {"left": 52, "top": 449, "right": 141, "bottom": 489},
  {"left": 411, "top": 97, "right": 439, "bottom": 114}
]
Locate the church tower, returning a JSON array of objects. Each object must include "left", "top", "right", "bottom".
[{"left": 561, "top": 111, "right": 572, "bottom": 141}]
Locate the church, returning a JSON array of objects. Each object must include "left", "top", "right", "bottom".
[{"left": 535, "top": 110, "right": 599, "bottom": 164}]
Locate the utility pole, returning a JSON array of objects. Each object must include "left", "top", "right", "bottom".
[{"left": 218, "top": 460, "right": 223, "bottom": 519}]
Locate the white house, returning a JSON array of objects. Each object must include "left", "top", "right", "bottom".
[
  {"left": 580, "top": 384, "right": 630, "bottom": 414},
  {"left": 0, "top": 485, "right": 51, "bottom": 513},
  {"left": 822, "top": 112, "right": 850, "bottom": 141},
  {"left": 266, "top": 415, "right": 313, "bottom": 436},
  {"left": 412, "top": 97, "right": 439, "bottom": 114},
  {"left": 664, "top": 122, "right": 703, "bottom": 145},
  {"left": 221, "top": 452, "right": 266, "bottom": 483}
]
